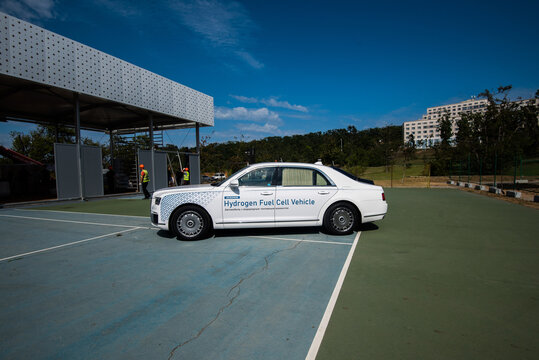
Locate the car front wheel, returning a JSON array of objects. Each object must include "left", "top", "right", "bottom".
[
  {"left": 323, "top": 203, "right": 358, "bottom": 235},
  {"left": 170, "top": 205, "right": 211, "bottom": 240}
]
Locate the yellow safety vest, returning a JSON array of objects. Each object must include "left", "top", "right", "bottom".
[
  {"left": 141, "top": 169, "right": 150, "bottom": 183},
  {"left": 183, "top": 171, "right": 190, "bottom": 181}
]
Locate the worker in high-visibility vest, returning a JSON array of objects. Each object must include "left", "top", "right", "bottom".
[
  {"left": 140, "top": 164, "right": 150, "bottom": 199},
  {"left": 182, "top": 167, "right": 190, "bottom": 185}
]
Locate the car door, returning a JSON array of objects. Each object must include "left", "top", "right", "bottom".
[
  {"left": 220, "top": 167, "right": 277, "bottom": 227},
  {"left": 274, "top": 167, "right": 337, "bottom": 223}
]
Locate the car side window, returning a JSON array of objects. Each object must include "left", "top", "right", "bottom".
[
  {"left": 238, "top": 167, "right": 276, "bottom": 186},
  {"left": 315, "top": 172, "right": 330, "bottom": 186},
  {"left": 281, "top": 168, "right": 331, "bottom": 186}
]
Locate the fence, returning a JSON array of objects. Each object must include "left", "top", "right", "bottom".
[
  {"left": 448, "top": 154, "right": 539, "bottom": 193},
  {"left": 349, "top": 163, "right": 437, "bottom": 188}
]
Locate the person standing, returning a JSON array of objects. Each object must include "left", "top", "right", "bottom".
[
  {"left": 182, "top": 167, "right": 190, "bottom": 185},
  {"left": 140, "top": 164, "right": 150, "bottom": 199}
]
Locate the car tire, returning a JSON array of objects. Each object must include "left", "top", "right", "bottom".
[
  {"left": 170, "top": 205, "right": 212, "bottom": 241},
  {"left": 323, "top": 203, "right": 359, "bottom": 235}
]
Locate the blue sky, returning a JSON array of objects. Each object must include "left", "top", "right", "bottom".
[{"left": 1, "top": 0, "right": 538, "bottom": 148}]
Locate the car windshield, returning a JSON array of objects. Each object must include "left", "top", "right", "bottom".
[
  {"left": 330, "top": 166, "right": 374, "bottom": 185},
  {"left": 211, "top": 166, "right": 249, "bottom": 186}
]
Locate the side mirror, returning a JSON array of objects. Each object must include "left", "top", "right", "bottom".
[{"left": 229, "top": 180, "right": 239, "bottom": 187}]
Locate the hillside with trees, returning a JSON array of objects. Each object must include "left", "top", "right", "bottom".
[{"left": 199, "top": 125, "right": 403, "bottom": 174}]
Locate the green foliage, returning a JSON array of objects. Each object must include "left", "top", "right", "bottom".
[
  {"left": 430, "top": 85, "right": 539, "bottom": 175},
  {"left": 9, "top": 125, "right": 101, "bottom": 163},
  {"left": 437, "top": 110, "right": 453, "bottom": 148},
  {"left": 198, "top": 125, "right": 403, "bottom": 173}
]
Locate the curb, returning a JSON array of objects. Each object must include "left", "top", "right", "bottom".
[{"left": 447, "top": 181, "right": 535, "bottom": 202}]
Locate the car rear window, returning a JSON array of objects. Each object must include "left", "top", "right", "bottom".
[{"left": 330, "top": 166, "right": 374, "bottom": 185}]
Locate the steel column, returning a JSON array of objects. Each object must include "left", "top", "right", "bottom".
[
  {"left": 74, "top": 92, "right": 84, "bottom": 200},
  {"left": 149, "top": 114, "right": 155, "bottom": 193},
  {"left": 109, "top": 131, "right": 114, "bottom": 167},
  {"left": 196, "top": 123, "right": 200, "bottom": 154}
]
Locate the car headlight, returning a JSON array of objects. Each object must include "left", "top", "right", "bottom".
[{"left": 154, "top": 197, "right": 161, "bottom": 205}]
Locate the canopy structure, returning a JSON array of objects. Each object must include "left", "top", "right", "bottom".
[{"left": 0, "top": 12, "right": 214, "bottom": 199}]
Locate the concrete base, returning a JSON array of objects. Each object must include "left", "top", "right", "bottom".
[
  {"left": 506, "top": 191, "right": 522, "bottom": 198},
  {"left": 489, "top": 187, "right": 502, "bottom": 195}
]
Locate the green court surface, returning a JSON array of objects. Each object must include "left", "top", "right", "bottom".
[
  {"left": 37, "top": 198, "right": 151, "bottom": 216},
  {"left": 317, "top": 188, "right": 539, "bottom": 359}
]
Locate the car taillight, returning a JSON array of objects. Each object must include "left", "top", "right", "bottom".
[{"left": 382, "top": 193, "right": 386, "bottom": 201}]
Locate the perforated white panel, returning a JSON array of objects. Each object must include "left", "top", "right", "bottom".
[
  {"left": 0, "top": 12, "right": 214, "bottom": 126},
  {"left": 0, "top": 14, "right": 10, "bottom": 75}
]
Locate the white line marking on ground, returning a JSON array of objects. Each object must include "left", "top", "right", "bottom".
[
  {"left": 0, "top": 214, "right": 144, "bottom": 228},
  {"left": 305, "top": 231, "right": 361, "bottom": 360},
  {"left": 250, "top": 235, "right": 353, "bottom": 246},
  {"left": 17, "top": 208, "right": 147, "bottom": 218},
  {"left": 0, "top": 227, "right": 143, "bottom": 263}
]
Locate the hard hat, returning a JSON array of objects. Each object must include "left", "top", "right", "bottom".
[
  {"left": 139, "top": 164, "right": 144, "bottom": 168},
  {"left": 185, "top": 167, "right": 189, "bottom": 171}
]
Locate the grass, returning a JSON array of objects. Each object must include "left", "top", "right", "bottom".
[{"left": 361, "top": 164, "right": 427, "bottom": 180}]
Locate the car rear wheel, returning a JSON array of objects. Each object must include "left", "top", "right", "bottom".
[
  {"left": 170, "top": 205, "right": 211, "bottom": 240},
  {"left": 323, "top": 203, "right": 358, "bottom": 235}
]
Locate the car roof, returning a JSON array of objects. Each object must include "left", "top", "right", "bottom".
[{"left": 241, "top": 162, "right": 379, "bottom": 189}]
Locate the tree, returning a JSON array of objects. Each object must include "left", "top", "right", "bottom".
[
  {"left": 9, "top": 125, "right": 101, "bottom": 163},
  {"left": 401, "top": 133, "right": 416, "bottom": 181},
  {"left": 475, "top": 86, "right": 539, "bottom": 168},
  {"left": 437, "top": 110, "right": 453, "bottom": 149}
]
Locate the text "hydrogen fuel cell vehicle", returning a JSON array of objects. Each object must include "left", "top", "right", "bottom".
[{"left": 151, "top": 162, "right": 387, "bottom": 240}]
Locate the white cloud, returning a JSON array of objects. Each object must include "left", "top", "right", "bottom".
[
  {"left": 262, "top": 98, "right": 308, "bottom": 112},
  {"left": 230, "top": 95, "right": 258, "bottom": 103},
  {"left": 235, "top": 50, "right": 264, "bottom": 69},
  {"left": 215, "top": 106, "right": 281, "bottom": 123},
  {"left": 238, "top": 122, "right": 278, "bottom": 133},
  {"left": 0, "top": 0, "right": 56, "bottom": 20},
  {"left": 230, "top": 95, "right": 308, "bottom": 112},
  {"left": 172, "top": 0, "right": 263, "bottom": 69}
]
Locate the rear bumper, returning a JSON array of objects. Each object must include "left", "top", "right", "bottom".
[{"left": 363, "top": 213, "right": 385, "bottom": 222}]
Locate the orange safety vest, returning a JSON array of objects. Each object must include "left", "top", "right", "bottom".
[{"left": 141, "top": 169, "right": 150, "bottom": 183}]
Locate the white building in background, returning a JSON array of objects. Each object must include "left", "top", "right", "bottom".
[{"left": 403, "top": 98, "right": 488, "bottom": 148}]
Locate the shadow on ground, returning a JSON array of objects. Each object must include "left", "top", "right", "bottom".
[{"left": 156, "top": 222, "right": 379, "bottom": 242}]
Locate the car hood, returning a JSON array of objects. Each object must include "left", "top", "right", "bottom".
[{"left": 153, "top": 184, "right": 218, "bottom": 197}]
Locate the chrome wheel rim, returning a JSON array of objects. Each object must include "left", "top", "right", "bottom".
[
  {"left": 177, "top": 211, "right": 203, "bottom": 238},
  {"left": 330, "top": 207, "right": 354, "bottom": 232}
]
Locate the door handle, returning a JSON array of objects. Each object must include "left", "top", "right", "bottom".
[
  {"left": 260, "top": 192, "right": 274, "bottom": 196},
  {"left": 318, "top": 191, "right": 330, "bottom": 195}
]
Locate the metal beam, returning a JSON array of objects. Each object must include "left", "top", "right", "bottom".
[{"left": 0, "top": 84, "right": 51, "bottom": 100}]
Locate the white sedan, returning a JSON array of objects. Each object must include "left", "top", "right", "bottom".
[{"left": 151, "top": 162, "right": 387, "bottom": 240}]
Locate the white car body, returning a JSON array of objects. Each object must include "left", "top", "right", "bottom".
[{"left": 151, "top": 162, "right": 387, "bottom": 238}]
